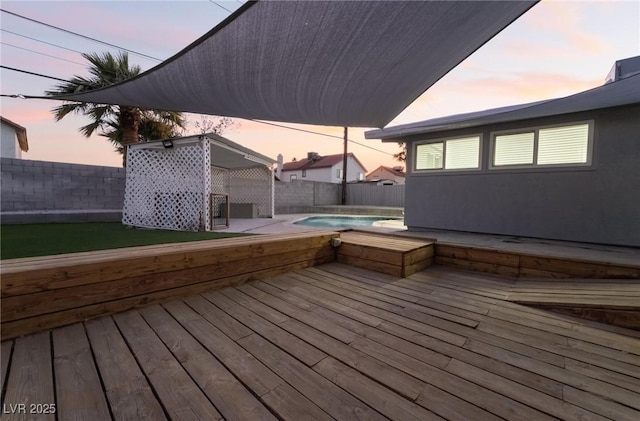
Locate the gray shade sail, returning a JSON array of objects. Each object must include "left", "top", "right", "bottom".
[
  {"left": 365, "top": 73, "right": 640, "bottom": 140},
  {"left": 44, "top": 1, "right": 537, "bottom": 128}
]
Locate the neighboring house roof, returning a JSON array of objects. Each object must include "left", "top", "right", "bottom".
[
  {"left": 366, "top": 73, "right": 640, "bottom": 141},
  {"left": 1, "top": 116, "right": 29, "bottom": 152},
  {"left": 41, "top": 2, "right": 536, "bottom": 127},
  {"left": 368, "top": 165, "right": 405, "bottom": 178},
  {"left": 282, "top": 153, "right": 367, "bottom": 172}
]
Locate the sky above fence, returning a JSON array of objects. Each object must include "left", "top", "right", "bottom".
[{"left": 1, "top": 0, "right": 638, "bottom": 172}]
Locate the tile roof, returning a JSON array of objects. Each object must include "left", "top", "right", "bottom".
[{"left": 282, "top": 153, "right": 366, "bottom": 172}]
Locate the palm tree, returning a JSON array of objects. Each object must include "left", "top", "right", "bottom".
[
  {"left": 45, "top": 51, "right": 185, "bottom": 166},
  {"left": 102, "top": 110, "right": 186, "bottom": 155}
]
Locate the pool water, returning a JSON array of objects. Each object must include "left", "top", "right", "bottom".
[{"left": 294, "top": 216, "right": 402, "bottom": 229}]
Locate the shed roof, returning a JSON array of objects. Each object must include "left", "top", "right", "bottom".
[
  {"left": 130, "top": 132, "right": 275, "bottom": 169},
  {"left": 0, "top": 116, "right": 29, "bottom": 152},
  {"left": 282, "top": 153, "right": 367, "bottom": 173},
  {"left": 42, "top": 1, "right": 536, "bottom": 128},
  {"left": 366, "top": 73, "right": 640, "bottom": 141}
]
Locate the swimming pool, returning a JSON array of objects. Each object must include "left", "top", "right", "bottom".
[{"left": 294, "top": 215, "right": 403, "bottom": 229}]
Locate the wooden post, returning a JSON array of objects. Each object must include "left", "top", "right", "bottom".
[{"left": 341, "top": 127, "right": 348, "bottom": 205}]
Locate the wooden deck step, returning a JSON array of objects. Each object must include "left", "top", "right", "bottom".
[
  {"left": 338, "top": 230, "right": 434, "bottom": 277},
  {"left": 505, "top": 278, "right": 640, "bottom": 330},
  {"left": 435, "top": 243, "right": 640, "bottom": 279}
]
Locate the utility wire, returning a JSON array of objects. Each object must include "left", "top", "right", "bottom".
[
  {"left": 1, "top": 28, "right": 86, "bottom": 55},
  {"left": 249, "top": 119, "right": 394, "bottom": 156},
  {"left": 1, "top": 65, "right": 393, "bottom": 156},
  {"left": 0, "top": 65, "right": 71, "bottom": 83},
  {"left": 1, "top": 42, "right": 86, "bottom": 66},
  {"left": 208, "top": 0, "right": 234, "bottom": 13},
  {"left": 0, "top": 9, "right": 163, "bottom": 62}
]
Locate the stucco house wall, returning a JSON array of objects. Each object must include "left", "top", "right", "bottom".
[
  {"left": 402, "top": 105, "right": 640, "bottom": 247},
  {"left": 283, "top": 167, "right": 333, "bottom": 183},
  {"left": 1, "top": 122, "right": 22, "bottom": 159}
]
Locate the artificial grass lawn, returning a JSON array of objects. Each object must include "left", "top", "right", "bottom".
[{"left": 0, "top": 222, "right": 252, "bottom": 259}]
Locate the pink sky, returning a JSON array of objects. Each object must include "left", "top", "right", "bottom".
[{"left": 1, "top": 0, "right": 638, "bottom": 172}]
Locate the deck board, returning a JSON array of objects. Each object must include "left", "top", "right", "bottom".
[
  {"left": 238, "top": 333, "right": 387, "bottom": 421},
  {"left": 52, "top": 323, "right": 111, "bottom": 421},
  {"left": 162, "top": 299, "right": 284, "bottom": 398},
  {"left": 2, "top": 262, "right": 639, "bottom": 421},
  {"left": 3, "top": 331, "right": 55, "bottom": 421},
  {"left": 138, "top": 305, "right": 277, "bottom": 421},
  {"left": 85, "top": 317, "right": 167, "bottom": 421},
  {"left": 113, "top": 311, "right": 223, "bottom": 421},
  {"left": 1, "top": 340, "right": 13, "bottom": 395}
]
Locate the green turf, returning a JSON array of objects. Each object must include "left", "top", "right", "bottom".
[{"left": 0, "top": 223, "right": 251, "bottom": 259}]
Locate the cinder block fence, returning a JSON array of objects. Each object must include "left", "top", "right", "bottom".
[{"left": 0, "top": 158, "right": 125, "bottom": 223}]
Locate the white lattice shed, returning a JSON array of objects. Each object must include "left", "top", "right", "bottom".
[{"left": 122, "top": 133, "right": 275, "bottom": 231}]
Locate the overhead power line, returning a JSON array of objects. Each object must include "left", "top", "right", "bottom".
[
  {"left": 1, "top": 28, "right": 86, "bottom": 55},
  {"left": 0, "top": 9, "right": 163, "bottom": 62},
  {"left": 0, "top": 65, "right": 71, "bottom": 83},
  {"left": 249, "top": 119, "right": 394, "bottom": 156},
  {"left": 1, "top": 42, "right": 86, "bottom": 66},
  {"left": 209, "top": 1, "right": 234, "bottom": 13}
]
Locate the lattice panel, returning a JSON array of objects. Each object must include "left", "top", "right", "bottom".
[
  {"left": 202, "top": 140, "right": 212, "bottom": 231},
  {"left": 229, "top": 166, "right": 274, "bottom": 217},
  {"left": 123, "top": 144, "right": 206, "bottom": 231},
  {"left": 211, "top": 166, "right": 230, "bottom": 194}
]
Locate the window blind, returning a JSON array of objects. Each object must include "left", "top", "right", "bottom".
[
  {"left": 445, "top": 136, "right": 480, "bottom": 169},
  {"left": 537, "top": 124, "right": 589, "bottom": 165},
  {"left": 494, "top": 132, "right": 534, "bottom": 166},
  {"left": 416, "top": 143, "right": 443, "bottom": 169}
]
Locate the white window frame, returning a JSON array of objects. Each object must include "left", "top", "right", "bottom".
[
  {"left": 413, "top": 134, "right": 482, "bottom": 173},
  {"left": 489, "top": 120, "right": 594, "bottom": 170}
]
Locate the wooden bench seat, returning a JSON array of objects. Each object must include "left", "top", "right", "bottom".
[{"left": 337, "top": 230, "right": 435, "bottom": 277}]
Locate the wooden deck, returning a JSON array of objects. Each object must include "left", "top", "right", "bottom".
[{"left": 2, "top": 263, "right": 639, "bottom": 421}]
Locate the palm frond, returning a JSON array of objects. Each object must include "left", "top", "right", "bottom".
[{"left": 45, "top": 50, "right": 183, "bottom": 160}]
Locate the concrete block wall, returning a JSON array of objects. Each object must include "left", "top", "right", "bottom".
[
  {"left": 275, "top": 179, "right": 341, "bottom": 213},
  {"left": 1, "top": 158, "right": 125, "bottom": 218}
]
